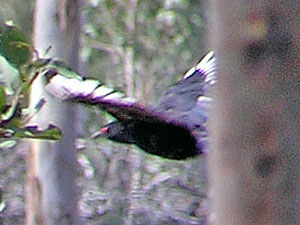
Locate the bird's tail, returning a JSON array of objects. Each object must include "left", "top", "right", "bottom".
[{"left": 40, "top": 60, "right": 135, "bottom": 104}]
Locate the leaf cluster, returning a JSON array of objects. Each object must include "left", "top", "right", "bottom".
[{"left": 0, "top": 21, "right": 62, "bottom": 149}]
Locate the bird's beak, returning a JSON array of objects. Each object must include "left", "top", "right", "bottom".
[{"left": 91, "top": 127, "right": 109, "bottom": 139}]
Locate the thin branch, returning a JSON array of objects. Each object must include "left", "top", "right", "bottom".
[
  {"left": 98, "top": 1, "right": 122, "bottom": 47},
  {"left": 126, "top": 0, "right": 138, "bottom": 33},
  {"left": 89, "top": 40, "right": 124, "bottom": 59}
]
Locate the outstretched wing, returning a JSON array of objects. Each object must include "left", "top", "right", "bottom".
[
  {"left": 41, "top": 67, "right": 184, "bottom": 127},
  {"left": 156, "top": 51, "right": 216, "bottom": 129},
  {"left": 42, "top": 51, "right": 216, "bottom": 129}
]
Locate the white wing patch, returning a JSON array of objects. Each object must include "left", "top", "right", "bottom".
[
  {"left": 43, "top": 71, "right": 137, "bottom": 104},
  {"left": 102, "top": 92, "right": 125, "bottom": 100},
  {"left": 183, "top": 51, "right": 216, "bottom": 84},
  {"left": 91, "top": 85, "right": 115, "bottom": 98}
]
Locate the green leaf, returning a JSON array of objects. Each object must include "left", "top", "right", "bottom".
[
  {"left": 53, "top": 61, "right": 82, "bottom": 80},
  {"left": 0, "top": 128, "right": 14, "bottom": 138},
  {"left": 0, "top": 93, "right": 19, "bottom": 123},
  {"left": 34, "top": 58, "right": 83, "bottom": 80},
  {"left": 0, "top": 199, "right": 6, "bottom": 213},
  {"left": 0, "top": 21, "right": 31, "bottom": 67},
  {"left": 0, "top": 139, "right": 17, "bottom": 149},
  {"left": 14, "top": 124, "right": 62, "bottom": 140},
  {"left": 0, "top": 85, "right": 6, "bottom": 113},
  {"left": 0, "top": 54, "right": 20, "bottom": 95}
]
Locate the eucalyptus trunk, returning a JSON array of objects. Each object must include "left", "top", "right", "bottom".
[
  {"left": 26, "top": 0, "right": 81, "bottom": 224},
  {"left": 209, "top": 0, "right": 300, "bottom": 224}
]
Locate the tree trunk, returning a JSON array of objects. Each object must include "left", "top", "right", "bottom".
[
  {"left": 25, "top": 0, "right": 81, "bottom": 224},
  {"left": 209, "top": 0, "right": 300, "bottom": 224}
]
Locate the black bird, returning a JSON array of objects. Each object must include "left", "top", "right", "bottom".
[{"left": 43, "top": 51, "right": 216, "bottom": 160}]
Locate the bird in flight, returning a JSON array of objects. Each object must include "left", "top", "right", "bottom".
[{"left": 42, "top": 51, "right": 216, "bottom": 160}]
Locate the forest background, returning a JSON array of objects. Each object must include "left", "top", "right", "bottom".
[{"left": 0, "top": 1, "right": 209, "bottom": 224}]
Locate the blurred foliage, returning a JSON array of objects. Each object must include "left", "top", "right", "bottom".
[
  {"left": 0, "top": 2, "right": 33, "bottom": 223},
  {"left": 0, "top": 22, "right": 62, "bottom": 146},
  {"left": 0, "top": 21, "right": 32, "bottom": 67},
  {"left": 0, "top": 0, "right": 209, "bottom": 224},
  {"left": 82, "top": 0, "right": 208, "bottom": 103},
  {"left": 0, "top": 0, "right": 33, "bottom": 39},
  {"left": 78, "top": 1, "right": 209, "bottom": 224}
]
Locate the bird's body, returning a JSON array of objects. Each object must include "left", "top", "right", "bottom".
[
  {"left": 43, "top": 51, "right": 216, "bottom": 160},
  {"left": 104, "top": 120, "right": 200, "bottom": 160}
]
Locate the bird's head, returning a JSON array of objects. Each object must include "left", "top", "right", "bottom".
[{"left": 91, "top": 121, "right": 135, "bottom": 144}]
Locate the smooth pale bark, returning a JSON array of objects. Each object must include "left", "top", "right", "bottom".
[
  {"left": 26, "top": 0, "right": 80, "bottom": 224},
  {"left": 209, "top": 0, "right": 300, "bottom": 224}
]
